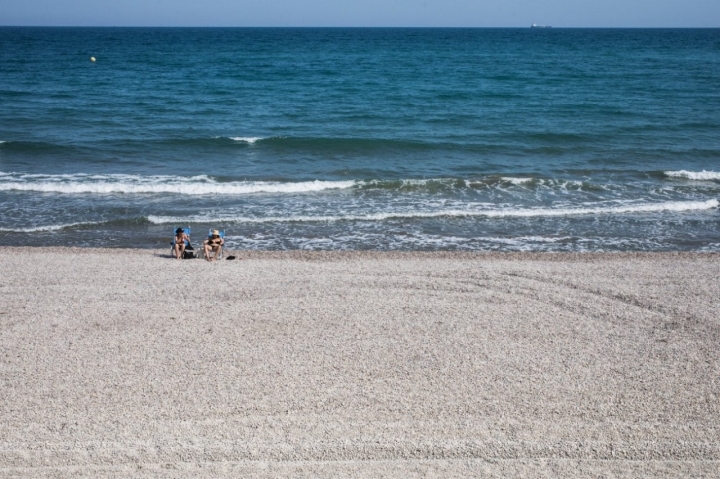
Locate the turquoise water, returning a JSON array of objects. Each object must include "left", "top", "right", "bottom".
[{"left": 1, "top": 28, "right": 719, "bottom": 250}]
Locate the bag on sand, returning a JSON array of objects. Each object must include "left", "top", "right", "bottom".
[{"left": 183, "top": 250, "right": 195, "bottom": 259}]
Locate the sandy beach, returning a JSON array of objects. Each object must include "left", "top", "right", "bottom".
[{"left": 0, "top": 248, "right": 719, "bottom": 477}]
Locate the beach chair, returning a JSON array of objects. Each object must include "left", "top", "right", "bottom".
[
  {"left": 198, "top": 229, "right": 225, "bottom": 260},
  {"left": 170, "top": 227, "right": 193, "bottom": 258}
]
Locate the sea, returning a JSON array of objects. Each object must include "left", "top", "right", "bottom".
[{"left": 1, "top": 28, "right": 719, "bottom": 251}]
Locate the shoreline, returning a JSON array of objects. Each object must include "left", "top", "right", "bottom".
[
  {"left": 1, "top": 248, "right": 718, "bottom": 477},
  {"left": 4, "top": 245, "right": 720, "bottom": 260}
]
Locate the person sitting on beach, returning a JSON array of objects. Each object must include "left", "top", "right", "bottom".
[
  {"left": 173, "top": 228, "right": 190, "bottom": 260},
  {"left": 203, "top": 230, "right": 224, "bottom": 261}
]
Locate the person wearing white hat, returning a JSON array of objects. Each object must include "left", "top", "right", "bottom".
[{"left": 203, "top": 229, "right": 224, "bottom": 261}]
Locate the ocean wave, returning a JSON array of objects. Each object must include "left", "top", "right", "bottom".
[
  {"left": 360, "top": 176, "right": 572, "bottom": 191},
  {"left": 2, "top": 171, "right": 717, "bottom": 197},
  {"left": 0, "top": 173, "right": 355, "bottom": 195},
  {"left": 0, "top": 220, "right": 107, "bottom": 233},
  {"left": 500, "top": 177, "right": 535, "bottom": 185},
  {"left": 148, "top": 199, "right": 719, "bottom": 224},
  {"left": 0, "top": 172, "right": 550, "bottom": 195},
  {"left": 359, "top": 178, "right": 463, "bottom": 190},
  {"left": 665, "top": 170, "right": 720, "bottom": 181},
  {"left": 228, "top": 136, "right": 264, "bottom": 144}
]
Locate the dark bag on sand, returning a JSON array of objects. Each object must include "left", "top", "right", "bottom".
[{"left": 183, "top": 250, "right": 195, "bottom": 259}]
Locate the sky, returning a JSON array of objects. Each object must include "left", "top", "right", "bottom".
[{"left": 1, "top": 0, "right": 719, "bottom": 27}]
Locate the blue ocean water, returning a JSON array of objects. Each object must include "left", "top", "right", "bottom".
[{"left": 1, "top": 27, "right": 719, "bottom": 251}]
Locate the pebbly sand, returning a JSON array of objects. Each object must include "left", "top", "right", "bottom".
[{"left": 0, "top": 248, "right": 719, "bottom": 478}]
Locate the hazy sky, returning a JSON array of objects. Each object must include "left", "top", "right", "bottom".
[{"left": 2, "top": 0, "right": 719, "bottom": 27}]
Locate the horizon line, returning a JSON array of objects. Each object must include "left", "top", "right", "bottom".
[{"left": 1, "top": 25, "right": 719, "bottom": 29}]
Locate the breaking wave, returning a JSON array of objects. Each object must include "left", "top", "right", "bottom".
[
  {"left": 228, "top": 136, "right": 264, "bottom": 144},
  {"left": 500, "top": 177, "right": 535, "bottom": 185},
  {"left": 0, "top": 172, "right": 602, "bottom": 195},
  {"left": 0, "top": 220, "right": 108, "bottom": 233},
  {"left": 0, "top": 172, "right": 355, "bottom": 195},
  {"left": 665, "top": 170, "right": 720, "bottom": 181}
]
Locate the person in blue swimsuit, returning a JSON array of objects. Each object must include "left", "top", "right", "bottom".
[{"left": 173, "top": 228, "right": 190, "bottom": 260}]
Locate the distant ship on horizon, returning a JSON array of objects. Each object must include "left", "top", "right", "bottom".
[{"left": 531, "top": 23, "right": 552, "bottom": 28}]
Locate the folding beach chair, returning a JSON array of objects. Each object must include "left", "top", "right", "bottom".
[
  {"left": 199, "top": 229, "right": 225, "bottom": 259},
  {"left": 170, "top": 226, "right": 193, "bottom": 258}
]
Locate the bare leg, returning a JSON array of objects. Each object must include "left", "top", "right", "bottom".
[
  {"left": 174, "top": 243, "right": 181, "bottom": 259},
  {"left": 204, "top": 244, "right": 213, "bottom": 261}
]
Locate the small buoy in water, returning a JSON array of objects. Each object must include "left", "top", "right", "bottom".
[{"left": 90, "top": 56, "right": 96, "bottom": 62}]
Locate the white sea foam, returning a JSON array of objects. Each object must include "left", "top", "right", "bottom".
[
  {"left": 665, "top": 170, "right": 720, "bottom": 181},
  {"left": 148, "top": 199, "right": 719, "bottom": 224},
  {"left": 220, "top": 232, "right": 720, "bottom": 253},
  {"left": 501, "top": 177, "right": 534, "bottom": 185},
  {"left": 467, "top": 177, "right": 572, "bottom": 188},
  {"left": 0, "top": 221, "right": 106, "bottom": 233},
  {"left": 229, "top": 137, "right": 264, "bottom": 144},
  {"left": 362, "top": 178, "right": 456, "bottom": 188},
  {"left": 400, "top": 178, "right": 458, "bottom": 186},
  {"left": 0, "top": 172, "right": 506, "bottom": 195},
  {"left": 399, "top": 179, "right": 434, "bottom": 186},
  {"left": 514, "top": 235, "right": 573, "bottom": 242},
  {"left": 0, "top": 172, "right": 355, "bottom": 195}
]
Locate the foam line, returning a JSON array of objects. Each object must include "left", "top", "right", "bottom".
[
  {"left": 0, "top": 173, "right": 356, "bottom": 195},
  {"left": 229, "top": 137, "right": 264, "bottom": 144},
  {"left": 148, "top": 199, "right": 719, "bottom": 224},
  {"left": 500, "top": 177, "right": 534, "bottom": 185},
  {"left": 665, "top": 170, "right": 720, "bottom": 181},
  {"left": 0, "top": 221, "right": 107, "bottom": 232}
]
